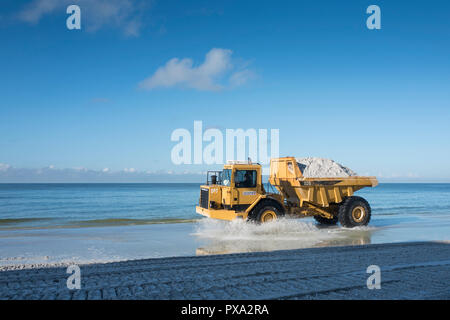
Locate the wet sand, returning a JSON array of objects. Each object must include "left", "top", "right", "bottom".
[{"left": 1, "top": 241, "right": 449, "bottom": 300}]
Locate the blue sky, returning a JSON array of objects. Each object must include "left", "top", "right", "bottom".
[{"left": 0, "top": 0, "right": 449, "bottom": 182}]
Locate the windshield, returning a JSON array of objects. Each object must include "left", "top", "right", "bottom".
[{"left": 222, "top": 169, "right": 231, "bottom": 186}]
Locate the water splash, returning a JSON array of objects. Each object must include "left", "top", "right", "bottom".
[{"left": 193, "top": 218, "right": 374, "bottom": 255}]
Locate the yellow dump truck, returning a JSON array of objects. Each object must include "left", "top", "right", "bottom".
[{"left": 196, "top": 157, "right": 378, "bottom": 227}]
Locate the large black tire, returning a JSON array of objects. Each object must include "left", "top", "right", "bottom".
[
  {"left": 249, "top": 201, "right": 285, "bottom": 223},
  {"left": 338, "top": 196, "right": 371, "bottom": 228},
  {"left": 314, "top": 215, "right": 338, "bottom": 225}
]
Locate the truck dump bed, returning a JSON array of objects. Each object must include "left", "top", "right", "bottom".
[{"left": 268, "top": 157, "right": 378, "bottom": 207}]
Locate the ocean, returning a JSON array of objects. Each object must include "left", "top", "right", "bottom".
[
  {"left": 0, "top": 183, "right": 449, "bottom": 267},
  {"left": 0, "top": 183, "right": 201, "bottom": 230},
  {"left": 1, "top": 183, "right": 450, "bottom": 229}
]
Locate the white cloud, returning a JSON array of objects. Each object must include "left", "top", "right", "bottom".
[
  {"left": 18, "top": 0, "right": 59, "bottom": 23},
  {"left": 229, "top": 69, "right": 255, "bottom": 87},
  {"left": 0, "top": 163, "right": 11, "bottom": 171},
  {"left": 0, "top": 165, "right": 204, "bottom": 182},
  {"left": 139, "top": 48, "right": 253, "bottom": 91},
  {"left": 17, "top": 0, "right": 147, "bottom": 36},
  {"left": 73, "top": 166, "right": 88, "bottom": 171}
]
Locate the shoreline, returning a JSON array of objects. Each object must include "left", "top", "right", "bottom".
[
  {"left": 1, "top": 241, "right": 449, "bottom": 300},
  {"left": 1, "top": 215, "right": 450, "bottom": 271}
]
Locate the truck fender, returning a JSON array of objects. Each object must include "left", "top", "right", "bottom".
[{"left": 245, "top": 196, "right": 285, "bottom": 220}]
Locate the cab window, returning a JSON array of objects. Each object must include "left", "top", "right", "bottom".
[
  {"left": 234, "top": 170, "right": 257, "bottom": 188},
  {"left": 222, "top": 169, "right": 231, "bottom": 186}
]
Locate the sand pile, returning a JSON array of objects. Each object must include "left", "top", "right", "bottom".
[{"left": 296, "top": 157, "right": 357, "bottom": 178}]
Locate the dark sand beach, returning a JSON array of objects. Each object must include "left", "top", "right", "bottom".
[{"left": 1, "top": 241, "right": 449, "bottom": 300}]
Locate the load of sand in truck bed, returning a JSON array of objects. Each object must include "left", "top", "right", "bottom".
[{"left": 296, "top": 157, "right": 357, "bottom": 178}]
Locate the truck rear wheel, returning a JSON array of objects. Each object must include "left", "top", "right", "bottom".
[
  {"left": 338, "top": 196, "right": 371, "bottom": 228},
  {"left": 314, "top": 215, "right": 338, "bottom": 225}
]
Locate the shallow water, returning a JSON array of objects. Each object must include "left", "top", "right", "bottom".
[{"left": 0, "top": 183, "right": 449, "bottom": 267}]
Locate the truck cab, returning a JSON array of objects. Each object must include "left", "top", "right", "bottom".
[{"left": 196, "top": 161, "right": 274, "bottom": 221}]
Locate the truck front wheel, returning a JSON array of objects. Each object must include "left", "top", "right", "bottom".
[
  {"left": 251, "top": 205, "right": 284, "bottom": 223},
  {"left": 338, "top": 196, "right": 371, "bottom": 228}
]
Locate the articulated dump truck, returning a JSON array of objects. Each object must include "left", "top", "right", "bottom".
[{"left": 196, "top": 157, "right": 378, "bottom": 228}]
